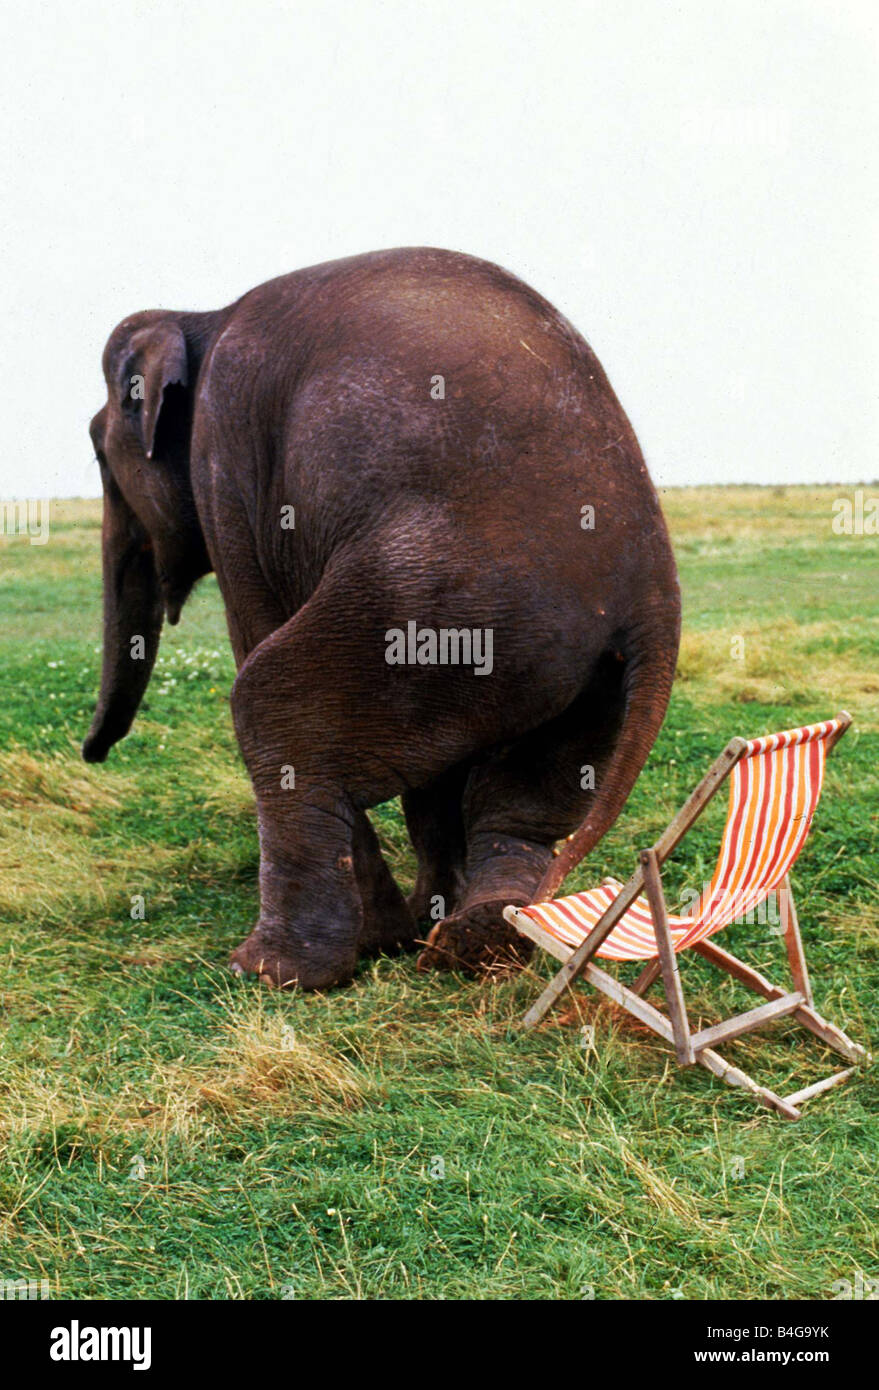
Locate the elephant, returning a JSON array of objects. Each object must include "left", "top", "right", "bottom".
[{"left": 84, "top": 246, "right": 680, "bottom": 989}]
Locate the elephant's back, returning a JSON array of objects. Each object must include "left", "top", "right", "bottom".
[
  {"left": 201, "top": 249, "right": 672, "bottom": 608},
  {"left": 240, "top": 249, "right": 630, "bottom": 465},
  {"left": 224, "top": 247, "right": 595, "bottom": 390},
  {"left": 270, "top": 253, "right": 656, "bottom": 514}
]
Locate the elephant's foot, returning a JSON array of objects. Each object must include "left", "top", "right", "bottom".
[
  {"left": 229, "top": 922, "right": 357, "bottom": 991},
  {"left": 416, "top": 899, "right": 534, "bottom": 976}
]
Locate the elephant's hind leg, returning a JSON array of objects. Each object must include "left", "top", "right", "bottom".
[
  {"left": 415, "top": 830, "right": 551, "bottom": 975},
  {"left": 417, "top": 660, "right": 626, "bottom": 975}
]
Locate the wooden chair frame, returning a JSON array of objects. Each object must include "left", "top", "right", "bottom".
[{"left": 504, "top": 713, "right": 869, "bottom": 1119}]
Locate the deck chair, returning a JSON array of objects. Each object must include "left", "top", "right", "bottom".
[{"left": 504, "top": 713, "right": 869, "bottom": 1119}]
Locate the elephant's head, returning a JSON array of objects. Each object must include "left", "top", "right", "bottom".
[{"left": 83, "top": 312, "right": 212, "bottom": 763}]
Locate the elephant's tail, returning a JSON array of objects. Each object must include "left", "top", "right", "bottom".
[{"left": 535, "top": 607, "right": 680, "bottom": 900}]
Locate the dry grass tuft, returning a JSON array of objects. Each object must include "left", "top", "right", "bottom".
[
  {"left": 0, "top": 749, "right": 125, "bottom": 815},
  {"left": 195, "top": 1003, "right": 367, "bottom": 1117},
  {"left": 676, "top": 622, "right": 879, "bottom": 722},
  {"left": 0, "top": 1068, "right": 207, "bottom": 1147},
  {"left": 0, "top": 747, "right": 184, "bottom": 922},
  {"left": 0, "top": 1074, "right": 80, "bottom": 1139}
]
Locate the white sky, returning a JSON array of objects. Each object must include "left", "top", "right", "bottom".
[{"left": 1, "top": 0, "right": 877, "bottom": 497}]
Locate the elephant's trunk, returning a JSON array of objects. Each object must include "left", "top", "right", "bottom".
[{"left": 82, "top": 480, "right": 164, "bottom": 763}]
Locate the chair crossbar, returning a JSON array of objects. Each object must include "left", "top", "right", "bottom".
[{"left": 688, "top": 992, "right": 804, "bottom": 1052}]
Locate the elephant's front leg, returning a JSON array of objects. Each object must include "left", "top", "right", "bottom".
[
  {"left": 229, "top": 780, "right": 364, "bottom": 990},
  {"left": 227, "top": 608, "right": 405, "bottom": 990},
  {"left": 401, "top": 763, "right": 470, "bottom": 924},
  {"left": 351, "top": 809, "right": 419, "bottom": 959}
]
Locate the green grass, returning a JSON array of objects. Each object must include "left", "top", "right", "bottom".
[{"left": 0, "top": 487, "right": 877, "bottom": 1300}]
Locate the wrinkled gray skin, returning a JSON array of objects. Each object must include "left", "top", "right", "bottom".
[{"left": 84, "top": 247, "right": 680, "bottom": 989}]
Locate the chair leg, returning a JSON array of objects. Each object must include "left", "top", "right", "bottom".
[
  {"left": 780, "top": 875, "right": 813, "bottom": 1007},
  {"left": 632, "top": 959, "right": 662, "bottom": 997},
  {"left": 641, "top": 849, "right": 694, "bottom": 1064}
]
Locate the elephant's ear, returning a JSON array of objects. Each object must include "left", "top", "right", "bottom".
[{"left": 118, "top": 322, "right": 189, "bottom": 461}]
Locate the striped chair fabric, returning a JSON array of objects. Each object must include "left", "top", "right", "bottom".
[{"left": 515, "top": 718, "right": 843, "bottom": 962}]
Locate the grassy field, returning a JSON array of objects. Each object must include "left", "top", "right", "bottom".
[{"left": 0, "top": 486, "right": 876, "bottom": 1300}]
